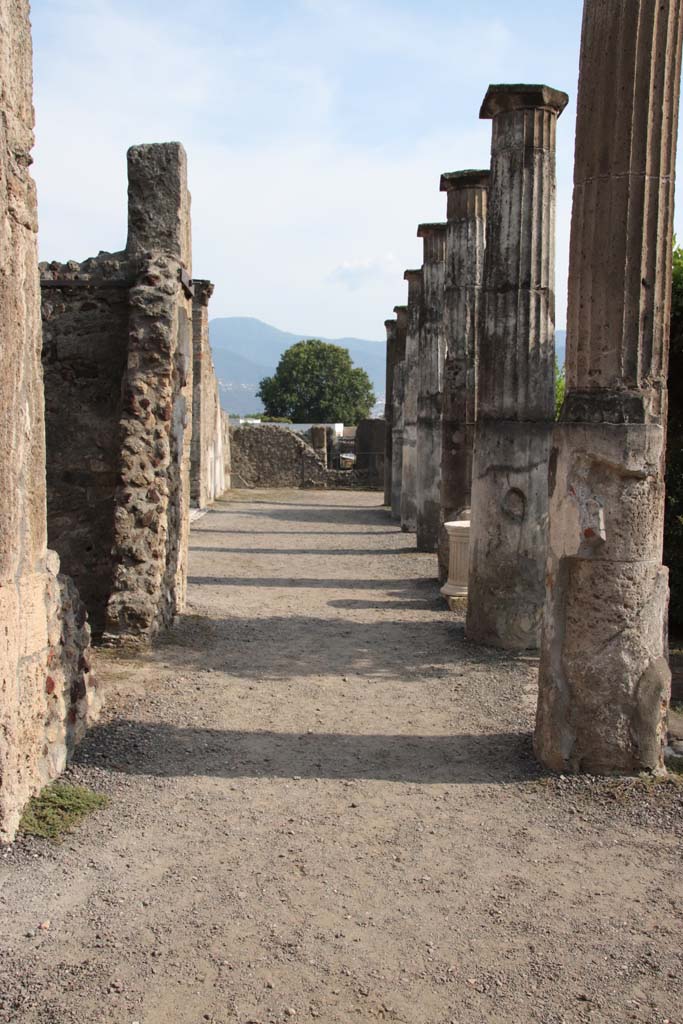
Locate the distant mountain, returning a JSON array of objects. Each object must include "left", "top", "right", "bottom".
[
  {"left": 209, "top": 317, "right": 385, "bottom": 416},
  {"left": 208, "top": 317, "right": 567, "bottom": 417}
]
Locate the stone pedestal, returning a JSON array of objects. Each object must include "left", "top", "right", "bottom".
[
  {"left": 416, "top": 223, "right": 447, "bottom": 552},
  {"left": 400, "top": 270, "right": 423, "bottom": 533},
  {"left": 535, "top": 1, "right": 683, "bottom": 774},
  {"left": 438, "top": 170, "right": 489, "bottom": 582},
  {"left": 391, "top": 305, "right": 408, "bottom": 520},
  {"left": 440, "top": 517, "right": 471, "bottom": 609},
  {"left": 466, "top": 84, "right": 567, "bottom": 650}
]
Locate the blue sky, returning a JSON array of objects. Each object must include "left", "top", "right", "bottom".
[{"left": 30, "top": 0, "right": 683, "bottom": 339}]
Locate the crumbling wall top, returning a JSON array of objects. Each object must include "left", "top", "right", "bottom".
[{"left": 126, "top": 142, "right": 191, "bottom": 268}]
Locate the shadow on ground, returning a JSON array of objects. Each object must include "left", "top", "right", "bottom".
[{"left": 74, "top": 721, "right": 541, "bottom": 785}]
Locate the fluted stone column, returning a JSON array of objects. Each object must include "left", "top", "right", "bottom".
[
  {"left": 535, "top": 2, "right": 683, "bottom": 774},
  {"left": 383, "top": 318, "right": 397, "bottom": 506},
  {"left": 437, "top": 170, "right": 489, "bottom": 583},
  {"left": 391, "top": 305, "right": 408, "bottom": 519},
  {"left": 466, "top": 84, "right": 567, "bottom": 650},
  {"left": 400, "top": 269, "right": 423, "bottom": 533},
  {"left": 416, "top": 224, "right": 447, "bottom": 552}
]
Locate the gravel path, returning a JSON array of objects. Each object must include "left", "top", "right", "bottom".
[{"left": 1, "top": 489, "right": 682, "bottom": 1024}]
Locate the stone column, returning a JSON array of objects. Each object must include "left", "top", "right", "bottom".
[
  {"left": 391, "top": 305, "right": 408, "bottom": 519},
  {"left": 416, "top": 223, "right": 447, "bottom": 552},
  {"left": 466, "top": 84, "right": 567, "bottom": 650},
  {"left": 400, "top": 269, "right": 423, "bottom": 533},
  {"left": 190, "top": 278, "right": 215, "bottom": 508},
  {"left": 104, "top": 142, "right": 194, "bottom": 645},
  {"left": 437, "top": 170, "right": 489, "bottom": 582},
  {"left": 383, "top": 318, "right": 397, "bottom": 506},
  {"left": 535, "top": 2, "right": 683, "bottom": 774}
]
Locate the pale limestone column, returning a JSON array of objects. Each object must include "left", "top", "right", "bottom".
[
  {"left": 416, "top": 223, "right": 447, "bottom": 552},
  {"left": 391, "top": 305, "right": 408, "bottom": 519},
  {"left": 535, "top": 1, "right": 683, "bottom": 774},
  {"left": 466, "top": 84, "right": 567, "bottom": 650},
  {"left": 437, "top": 170, "right": 489, "bottom": 582},
  {"left": 400, "top": 269, "right": 423, "bottom": 533},
  {"left": 440, "top": 519, "right": 471, "bottom": 606},
  {"left": 383, "top": 318, "right": 397, "bottom": 506}
]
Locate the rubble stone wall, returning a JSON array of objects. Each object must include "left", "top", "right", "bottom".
[
  {"left": 230, "top": 425, "right": 328, "bottom": 488},
  {"left": 41, "top": 256, "right": 131, "bottom": 635}
]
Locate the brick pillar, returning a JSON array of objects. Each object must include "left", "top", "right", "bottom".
[
  {"left": 400, "top": 269, "right": 423, "bottom": 533},
  {"left": 466, "top": 84, "right": 567, "bottom": 649},
  {"left": 383, "top": 318, "right": 397, "bottom": 506},
  {"left": 535, "top": 2, "right": 683, "bottom": 773},
  {"left": 437, "top": 169, "right": 489, "bottom": 583},
  {"left": 391, "top": 305, "right": 408, "bottom": 519},
  {"left": 416, "top": 223, "right": 447, "bottom": 552}
]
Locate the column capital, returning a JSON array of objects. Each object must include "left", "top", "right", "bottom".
[
  {"left": 417, "top": 222, "right": 448, "bottom": 239},
  {"left": 192, "top": 278, "right": 214, "bottom": 306},
  {"left": 479, "top": 83, "right": 568, "bottom": 120},
  {"left": 440, "top": 169, "right": 490, "bottom": 192}
]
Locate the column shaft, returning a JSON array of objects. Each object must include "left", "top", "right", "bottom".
[
  {"left": 391, "top": 306, "right": 408, "bottom": 519},
  {"left": 416, "top": 224, "right": 447, "bottom": 552},
  {"left": 438, "top": 170, "right": 489, "bottom": 581},
  {"left": 400, "top": 270, "right": 423, "bottom": 533},
  {"left": 535, "top": 1, "right": 683, "bottom": 773},
  {"left": 466, "top": 84, "right": 567, "bottom": 650},
  {"left": 383, "top": 319, "right": 397, "bottom": 506}
]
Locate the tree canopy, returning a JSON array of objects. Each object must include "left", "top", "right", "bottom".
[{"left": 257, "top": 339, "right": 375, "bottom": 424}]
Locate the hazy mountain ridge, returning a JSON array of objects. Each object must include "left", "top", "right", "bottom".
[{"left": 209, "top": 317, "right": 568, "bottom": 416}]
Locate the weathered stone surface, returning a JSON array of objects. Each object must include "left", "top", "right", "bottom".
[
  {"left": 383, "top": 318, "right": 397, "bottom": 507},
  {"left": 466, "top": 84, "right": 566, "bottom": 650},
  {"left": 190, "top": 279, "right": 228, "bottom": 507},
  {"left": 231, "top": 424, "right": 328, "bottom": 488},
  {"left": 415, "top": 224, "right": 447, "bottom": 552},
  {"left": 391, "top": 306, "right": 407, "bottom": 520},
  {"left": 437, "top": 170, "right": 488, "bottom": 582},
  {"left": 41, "top": 256, "right": 131, "bottom": 635},
  {"left": 535, "top": 2, "right": 683, "bottom": 774},
  {"left": 355, "top": 419, "right": 386, "bottom": 490},
  {"left": 103, "top": 143, "right": 195, "bottom": 646},
  {"left": 310, "top": 425, "right": 328, "bottom": 468},
  {"left": 400, "top": 270, "right": 422, "bottom": 533},
  {"left": 0, "top": 0, "right": 51, "bottom": 842}
]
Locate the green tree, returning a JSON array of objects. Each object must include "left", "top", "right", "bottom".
[
  {"left": 257, "top": 339, "right": 375, "bottom": 424},
  {"left": 664, "top": 240, "right": 683, "bottom": 631}
]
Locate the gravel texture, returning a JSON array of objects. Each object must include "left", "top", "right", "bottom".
[{"left": 1, "top": 489, "right": 682, "bottom": 1024}]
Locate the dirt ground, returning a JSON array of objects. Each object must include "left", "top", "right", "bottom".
[{"left": 1, "top": 489, "right": 682, "bottom": 1024}]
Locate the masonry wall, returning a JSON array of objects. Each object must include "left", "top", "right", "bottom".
[
  {"left": 230, "top": 425, "right": 328, "bottom": 488},
  {"left": 0, "top": 1, "right": 99, "bottom": 842},
  {"left": 41, "top": 142, "right": 197, "bottom": 648},
  {"left": 41, "top": 255, "right": 131, "bottom": 635}
]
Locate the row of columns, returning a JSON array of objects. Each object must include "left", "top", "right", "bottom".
[{"left": 382, "top": 0, "right": 683, "bottom": 775}]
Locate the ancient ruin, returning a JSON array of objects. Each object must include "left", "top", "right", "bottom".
[
  {"left": 41, "top": 143, "right": 208, "bottom": 645},
  {"left": 230, "top": 423, "right": 329, "bottom": 488},
  {"left": 415, "top": 224, "right": 447, "bottom": 552},
  {"left": 191, "top": 279, "right": 231, "bottom": 507},
  {"left": 437, "top": 170, "right": 489, "bottom": 583},
  {"left": 400, "top": 270, "right": 422, "bottom": 533},
  {"left": 466, "top": 84, "right": 567, "bottom": 650},
  {"left": 535, "top": 2, "right": 683, "bottom": 773}
]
